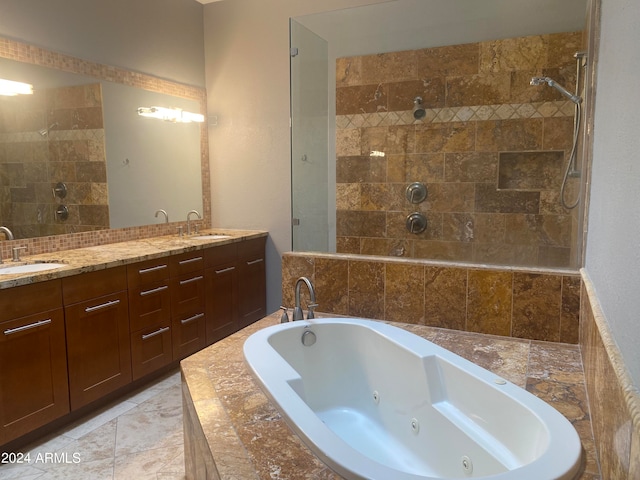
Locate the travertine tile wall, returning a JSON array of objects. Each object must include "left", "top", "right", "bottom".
[
  {"left": 336, "top": 31, "right": 583, "bottom": 269},
  {"left": 0, "top": 83, "right": 109, "bottom": 237},
  {"left": 283, "top": 252, "right": 580, "bottom": 344},
  {"left": 0, "top": 36, "right": 209, "bottom": 259},
  {"left": 581, "top": 271, "right": 640, "bottom": 479}
]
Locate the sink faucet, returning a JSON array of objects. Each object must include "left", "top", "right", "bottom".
[
  {"left": 293, "top": 276, "right": 318, "bottom": 320},
  {"left": 155, "top": 209, "right": 169, "bottom": 223},
  {"left": 186, "top": 210, "right": 202, "bottom": 235},
  {"left": 0, "top": 226, "right": 14, "bottom": 264}
]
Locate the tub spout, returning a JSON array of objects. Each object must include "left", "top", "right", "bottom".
[{"left": 293, "top": 276, "right": 318, "bottom": 320}]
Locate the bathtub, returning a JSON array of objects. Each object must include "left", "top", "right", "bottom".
[{"left": 243, "top": 318, "right": 582, "bottom": 480}]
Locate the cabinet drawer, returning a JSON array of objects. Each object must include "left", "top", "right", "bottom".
[
  {"left": 0, "top": 280, "right": 62, "bottom": 322},
  {"left": 127, "top": 258, "right": 170, "bottom": 289},
  {"left": 131, "top": 323, "right": 172, "bottom": 381},
  {"left": 129, "top": 280, "right": 172, "bottom": 332},
  {"left": 62, "top": 267, "right": 127, "bottom": 305},
  {"left": 205, "top": 242, "right": 237, "bottom": 268},
  {"left": 170, "top": 251, "right": 205, "bottom": 277},
  {"left": 172, "top": 310, "right": 206, "bottom": 360},
  {"left": 171, "top": 272, "right": 205, "bottom": 317},
  {"left": 237, "top": 236, "right": 266, "bottom": 258}
]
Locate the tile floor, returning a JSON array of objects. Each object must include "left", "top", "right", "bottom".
[{"left": 0, "top": 369, "right": 185, "bottom": 480}]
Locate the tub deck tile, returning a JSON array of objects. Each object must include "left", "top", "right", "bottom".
[{"left": 181, "top": 313, "right": 599, "bottom": 479}]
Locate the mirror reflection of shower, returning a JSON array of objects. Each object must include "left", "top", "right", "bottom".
[{"left": 530, "top": 51, "right": 587, "bottom": 209}]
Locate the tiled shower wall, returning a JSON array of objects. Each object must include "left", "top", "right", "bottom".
[
  {"left": 283, "top": 252, "right": 580, "bottom": 344},
  {"left": 0, "top": 83, "right": 109, "bottom": 238},
  {"left": 336, "top": 31, "right": 583, "bottom": 269}
]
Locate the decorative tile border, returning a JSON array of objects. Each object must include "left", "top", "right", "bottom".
[{"left": 336, "top": 100, "right": 575, "bottom": 130}]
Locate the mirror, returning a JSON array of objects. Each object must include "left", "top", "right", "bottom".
[
  {"left": 291, "top": 0, "right": 589, "bottom": 269},
  {"left": 0, "top": 47, "right": 205, "bottom": 240}
]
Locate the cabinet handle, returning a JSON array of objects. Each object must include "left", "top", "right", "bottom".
[
  {"left": 181, "top": 312, "right": 204, "bottom": 325},
  {"left": 179, "top": 256, "right": 203, "bottom": 265},
  {"left": 140, "top": 285, "right": 169, "bottom": 296},
  {"left": 141, "top": 326, "right": 170, "bottom": 340},
  {"left": 179, "top": 275, "right": 203, "bottom": 286},
  {"left": 215, "top": 266, "right": 236, "bottom": 274},
  {"left": 4, "top": 318, "right": 51, "bottom": 336},
  {"left": 246, "top": 258, "right": 264, "bottom": 266},
  {"left": 139, "top": 264, "right": 168, "bottom": 274},
  {"left": 85, "top": 299, "right": 121, "bottom": 313}
]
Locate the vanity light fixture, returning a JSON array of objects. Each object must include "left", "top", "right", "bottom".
[
  {"left": 137, "top": 106, "right": 204, "bottom": 123},
  {"left": 0, "top": 78, "right": 33, "bottom": 96}
]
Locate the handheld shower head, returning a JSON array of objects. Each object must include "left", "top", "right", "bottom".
[
  {"left": 530, "top": 76, "right": 581, "bottom": 104},
  {"left": 412, "top": 96, "right": 426, "bottom": 120}
]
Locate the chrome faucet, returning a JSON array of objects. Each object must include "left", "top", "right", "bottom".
[
  {"left": 0, "top": 226, "right": 14, "bottom": 264},
  {"left": 186, "top": 210, "right": 202, "bottom": 235},
  {"left": 155, "top": 209, "right": 169, "bottom": 223},
  {"left": 293, "top": 276, "right": 318, "bottom": 321}
]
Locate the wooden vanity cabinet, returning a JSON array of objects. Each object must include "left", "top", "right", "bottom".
[
  {"left": 170, "top": 251, "right": 207, "bottom": 360},
  {"left": 127, "top": 258, "right": 173, "bottom": 380},
  {"left": 237, "top": 237, "right": 267, "bottom": 328},
  {"left": 63, "top": 267, "right": 132, "bottom": 410},
  {"left": 0, "top": 281, "right": 69, "bottom": 445},
  {"left": 205, "top": 243, "right": 239, "bottom": 345},
  {"left": 205, "top": 237, "right": 266, "bottom": 344}
]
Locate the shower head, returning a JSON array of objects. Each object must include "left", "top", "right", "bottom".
[
  {"left": 530, "top": 76, "right": 582, "bottom": 104},
  {"left": 38, "top": 122, "right": 59, "bottom": 137},
  {"left": 412, "top": 96, "right": 426, "bottom": 120}
]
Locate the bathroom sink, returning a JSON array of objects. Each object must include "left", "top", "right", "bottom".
[
  {"left": 191, "top": 234, "right": 232, "bottom": 240},
  {"left": 0, "top": 262, "right": 66, "bottom": 275}
]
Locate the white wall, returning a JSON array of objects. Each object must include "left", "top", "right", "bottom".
[
  {"left": 585, "top": 0, "right": 640, "bottom": 386},
  {"left": 0, "top": 0, "right": 205, "bottom": 87}
]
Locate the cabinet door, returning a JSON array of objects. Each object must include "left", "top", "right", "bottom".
[
  {"left": 171, "top": 272, "right": 206, "bottom": 360},
  {"left": 0, "top": 309, "right": 69, "bottom": 445},
  {"left": 65, "top": 291, "right": 131, "bottom": 410},
  {"left": 205, "top": 261, "right": 238, "bottom": 345},
  {"left": 238, "top": 241, "right": 266, "bottom": 328}
]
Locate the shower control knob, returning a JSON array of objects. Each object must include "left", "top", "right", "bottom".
[
  {"left": 406, "top": 212, "right": 427, "bottom": 234},
  {"left": 405, "top": 182, "right": 427, "bottom": 204}
]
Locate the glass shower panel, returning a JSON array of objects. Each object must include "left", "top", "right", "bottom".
[{"left": 290, "top": 19, "right": 329, "bottom": 253}]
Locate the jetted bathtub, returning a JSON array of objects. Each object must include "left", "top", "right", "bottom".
[{"left": 243, "top": 318, "right": 582, "bottom": 480}]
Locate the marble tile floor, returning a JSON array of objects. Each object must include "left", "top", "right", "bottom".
[{"left": 0, "top": 369, "right": 185, "bottom": 480}]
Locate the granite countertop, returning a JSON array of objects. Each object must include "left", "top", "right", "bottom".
[
  {"left": 0, "top": 229, "right": 267, "bottom": 289},
  {"left": 181, "top": 313, "right": 597, "bottom": 479}
]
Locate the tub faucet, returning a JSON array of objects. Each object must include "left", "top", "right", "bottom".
[
  {"left": 293, "top": 276, "right": 318, "bottom": 320},
  {"left": 186, "top": 210, "right": 202, "bottom": 235},
  {"left": 0, "top": 226, "right": 14, "bottom": 264}
]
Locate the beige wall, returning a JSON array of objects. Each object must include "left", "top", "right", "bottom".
[{"left": 202, "top": 0, "right": 390, "bottom": 312}]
